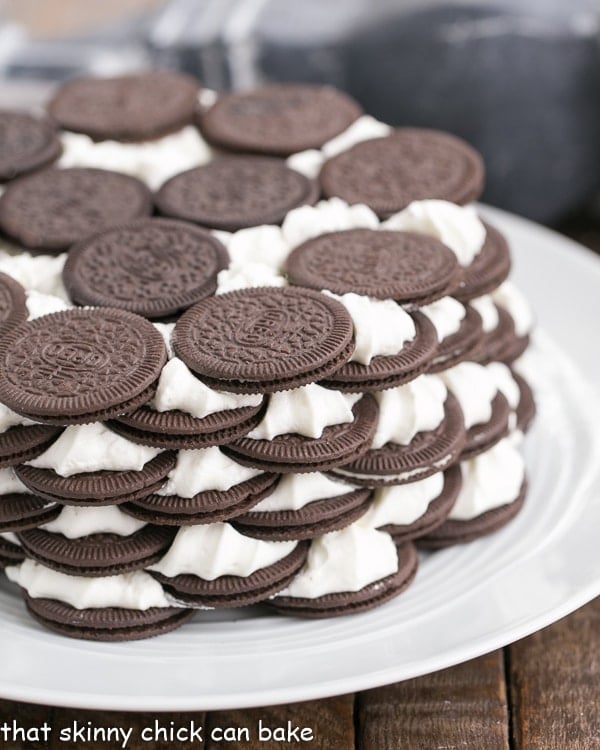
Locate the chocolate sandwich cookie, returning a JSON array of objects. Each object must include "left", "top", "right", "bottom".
[
  {"left": 24, "top": 595, "right": 193, "bottom": 641},
  {"left": 0, "top": 492, "right": 60, "bottom": 531},
  {"left": 151, "top": 540, "right": 309, "bottom": 608},
  {"left": 375, "top": 465, "right": 462, "bottom": 544},
  {"left": 48, "top": 71, "right": 201, "bottom": 142},
  {"left": 63, "top": 219, "right": 229, "bottom": 319},
  {"left": 497, "top": 331, "right": 531, "bottom": 365},
  {"left": 428, "top": 305, "right": 484, "bottom": 373},
  {"left": 513, "top": 371, "right": 536, "bottom": 433},
  {"left": 461, "top": 392, "right": 511, "bottom": 461},
  {"left": 18, "top": 524, "right": 175, "bottom": 577},
  {"left": 223, "top": 394, "right": 378, "bottom": 473},
  {"left": 198, "top": 84, "right": 362, "bottom": 156},
  {"left": 172, "top": 287, "right": 355, "bottom": 394},
  {"left": 0, "top": 536, "right": 24, "bottom": 566},
  {"left": 0, "top": 308, "right": 167, "bottom": 425},
  {"left": 0, "top": 110, "right": 61, "bottom": 182},
  {"left": 320, "top": 128, "right": 485, "bottom": 218},
  {"left": 15, "top": 451, "right": 176, "bottom": 506},
  {"left": 332, "top": 392, "right": 465, "bottom": 486},
  {"left": 454, "top": 223, "right": 511, "bottom": 302},
  {"left": 286, "top": 228, "right": 461, "bottom": 307},
  {"left": 419, "top": 478, "right": 527, "bottom": 549},
  {"left": 107, "top": 397, "right": 266, "bottom": 450},
  {"left": 0, "top": 272, "right": 27, "bottom": 338},
  {"left": 473, "top": 306, "right": 514, "bottom": 365},
  {"left": 0, "top": 424, "right": 63, "bottom": 469},
  {"left": 270, "top": 541, "right": 418, "bottom": 618},
  {"left": 155, "top": 157, "right": 319, "bottom": 232},
  {"left": 233, "top": 486, "right": 373, "bottom": 542},
  {"left": 122, "top": 472, "right": 279, "bottom": 526},
  {"left": 0, "top": 168, "right": 152, "bottom": 253},
  {"left": 320, "top": 312, "right": 438, "bottom": 392}
]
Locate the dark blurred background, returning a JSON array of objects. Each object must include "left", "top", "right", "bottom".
[{"left": 0, "top": 0, "right": 599, "bottom": 229}]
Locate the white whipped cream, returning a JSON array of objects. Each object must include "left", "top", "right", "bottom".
[
  {"left": 158, "top": 447, "right": 262, "bottom": 498},
  {"left": 281, "top": 197, "right": 379, "bottom": 250},
  {"left": 0, "top": 531, "right": 20, "bottom": 546},
  {"left": 250, "top": 472, "right": 356, "bottom": 513},
  {"left": 359, "top": 471, "right": 444, "bottom": 528},
  {"left": 372, "top": 375, "right": 447, "bottom": 449},
  {"left": 449, "top": 438, "right": 525, "bottom": 520},
  {"left": 41, "top": 505, "right": 147, "bottom": 538},
  {"left": 440, "top": 362, "right": 497, "bottom": 429},
  {"left": 0, "top": 467, "right": 32, "bottom": 495},
  {"left": 0, "top": 252, "right": 69, "bottom": 300},
  {"left": 277, "top": 524, "right": 398, "bottom": 599},
  {"left": 382, "top": 200, "right": 486, "bottom": 267},
  {"left": 324, "top": 291, "right": 416, "bottom": 365},
  {"left": 26, "top": 290, "right": 71, "bottom": 320},
  {"left": 492, "top": 281, "right": 534, "bottom": 337},
  {"left": 421, "top": 296, "right": 466, "bottom": 342},
  {"left": 58, "top": 125, "right": 213, "bottom": 190},
  {"left": 148, "top": 523, "right": 296, "bottom": 579},
  {"left": 470, "top": 295, "right": 500, "bottom": 333},
  {"left": 0, "top": 403, "right": 37, "bottom": 433},
  {"left": 6, "top": 559, "right": 172, "bottom": 609},
  {"left": 216, "top": 262, "right": 287, "bottom": 294},
  {"left": 26, "top": 423, "right": 162, "bottom": 477},
  {"left": 487, "top": 362, "right": 520, "bottom": 410},
  {"left": 151, "top": 357, "right": 262, "bottom": 418},
  {"left": 286, "top": 149, "right": 324, "bottom": 179},
  {"left": 247, "top": 385, "right": 362, "bottom": 441},
  {"left": 152, "top": 322, "right": 175, "bottom": 359},
  {"left": 224, "top": 224, "right": 290, "bottom": 271}
]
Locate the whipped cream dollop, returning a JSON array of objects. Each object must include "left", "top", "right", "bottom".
[
  {"left": 487, "top": 362, "right": 520, "bottom": 410},
  {"left": 26, "top": 423, "right": 162, "bottom": 477},
  {"left": 449, "top": 438, "right": 525, "bottom": 520},
  {"left": 324, "top": 291, "right": 416, "bottom": 365},
  {"left": 440, "top": 362, "right": 497, "bottom": 429},
  {"left": 492, "top": 281, "right": 534, "bottom": 337},
  {"left": 247, "top": 385, "right": 362, "bottom": 440},
  {"left": 359, "top": 472, "right": 444, "bottom": 528},
  {"left": 0, "top": 403, "right": 37, "bottom": 433},
  {"left": 382, "top": 200, "right": 486, "bottom": 267},
  {"left": 6, "top": 559, "right": 172, "bottom": 609},
  {"left": 470, "top": 295, "right": 500, "bottom": 333},
  {"left": 41, "top": 505, "right": 146, "bottom": 538},
  {"left": 26, "top": 290, "right": 72, "bottom": 320},
  {"left": 0, "top": 252, "right": 68, "bottom": 300},
  {"left": 222, "top": 224, "right": 290, "bottom": 271},
  {"left": 216, "top": 262, "right": 287, "bottom": 294},
  {"left": 250, "top": 472, "right": 356, "bottom": 513},
  {"left": 58, "top": 125, "right": 213, "bottom": 190},
  {"left": 372, "top": 375, "right": 447, "bottom": 449},
  {"left": 158, "top": 447, "right": 262, "bottom": 497},
  {"left": 152, "top": 322, "right": 175, "bottom": 359},
  {"left": 0, "top": 467, "right": 32, "bottom": 495},
  {"left": 277, "top": 524, "right": 398, "bottom": 599},
  {"left": 151, "top": 357, "right": 262, "bottom": 418},
  {"left": 421, "top": 297, "right": 466, "bottom": 342},
  {"left": 281, "top": 197, "right": 379, "bottom": 250},
  {"left": 148, "top": 523, "right": 296, "bottom": 579}
]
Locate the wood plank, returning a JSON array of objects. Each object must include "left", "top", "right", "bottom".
[
  {"left": 357, "top": 650, "right": 509, "bottom": 750},
  {"left": 509, "top": 597, "right": 600, "bottom": 750},
  {"left": 204, "top": 695, "right": 354, "bottom": 749}
]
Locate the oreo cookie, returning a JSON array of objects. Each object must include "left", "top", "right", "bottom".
[
  {"left": 513, "top": 371, "right": 536, "bottom": 433},
  {"left": 0, "top": 424, "right": 63, "bottom": 469},
  {"left": 63, "top": 219, "right": 229, "bottom": 319},
  {"left": 428, "top": 305, "right": 484, "bottom": 373},
  {"left": 0, "top": 308, "right": 167, "bottom": 425},
  {"left": 15, "top": 451, "right": 176, "bottom": 506},
  {"left": 25, "top": 595, "right": 193, "bottom": 642},
  {"left": 0, "top": 168, "right": 152, "bottom": 253},
  {"left": 332, "top": 392, "right": 465, "bottom": 486},
  {"left": 473, "top": 306, "right": 515, "bottom": 365},
  {"left": 0, "top": 535, "right": 24, "bottom": 566},
  {"left": 223, "top": 394, "right": 378, "bottom": 473},
  {"left": 48, "top": 71, "right": 201, "bottom": 142},
  {"left": 0, "top": 492, "right": 60, "bottom": 532},
  {"left": 320, "top": 128, "right": 485, "bottom": 218},
  {"left": 198, "top": 84, "right": 362, "bottom": 156},
  {"left": 0, "top": 110, "right": 61, "bottom": 182},
  {"left": 461, "top": 392, "right": 511, "bottom": 460},
  {"left": 270, "top": 540, "right": 418, "bottom": 618},
  {"left": 454, "top": 223, "right": 511, "bottom": 302},
  {"left": 172, "top": 287, "right": 355, "bottom": 394},
  {"left": 155, "top": 157, "right": 319, "bottom": 231},
  {"left": 286, "top": 228, "right": 461, "bottom": 306},
  {"left": 18, "top": 524, "right": 175, "bottom": 577},
  {"left": 0, "top": 272, "right": 27, "bottom": 338}
]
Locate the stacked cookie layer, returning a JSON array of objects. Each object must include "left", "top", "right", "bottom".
[{"left": 0, "top": 73, "right": 535, "bottom": 640}]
